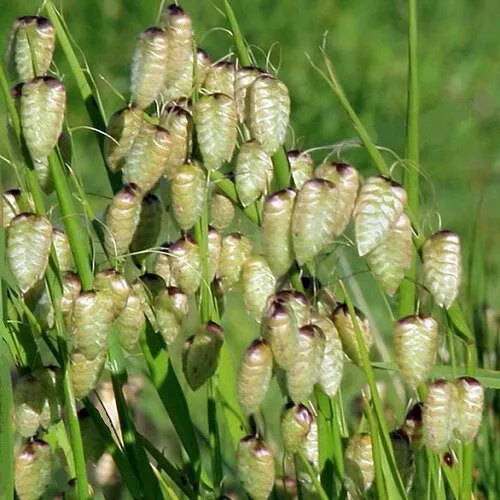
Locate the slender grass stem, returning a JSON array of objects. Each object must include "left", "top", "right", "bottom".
[{"left": 296, "top": 448, "right": 330, "bottom": 500}]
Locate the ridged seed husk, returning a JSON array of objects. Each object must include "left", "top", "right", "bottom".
[
  {"left": 155, "top": 286, "right": 188, "bottom": 345},
  {"left": 93, "top": 269, "right": 131, "bottom": 319},
  {"left": 301, "top": 415, "right": 319, "bottom": 468},
  {"left": 13, "top": 374, "right": 48, "bottom": 437},
  {"left": 280, "top": 403, "right": 313, "bottom": 453},
  {"left": 60, "top": 272, "right": 82, "bottom": 329},
  {"left": 2, "top": 189, "right": 35, "bottom": 228},
  {"left": 195, "top": 48, "right": 211, "bottom": 90},
  {"left": 32, "top": 156, "right": 54, "bottom": 194},
  {"left": 116, "top": 291, "right": 145, "bottom": 352},
  {"left": 153, "top": 246, "right": 174, "bottom": 286},
  {"left": 262, "top": 189, "right": 296, "bottom": 277},
  {"left": 130, "top": 194, "right": 162, "bottom": 260},
  {"left": 7, "top": 213, "right": 53, "bottom": 293},
  {"left": 130, "top": 27, "right": 168, "bottom": 109},
  {"left": 217, "top": 233, "right": 253, "bottom": 292},
  {"left": 394, "top": 315, "right": 438, "bottom": 388},
  {"left": 275, "top": 290, "right": 311, "bottom": 329},
  {"left": 169, "top": 236, "right": 201, "bottom": 295},
  {"left": 170, "top": 161, "right": 206, "bottom": 231},
  {"left": 242, "top": 255, "right": 276, "bottom": 322},
  {"left": 286, "top": 324, "right": 325, "bottom": 403},
  {"left": 248, "top": 75, "right": 290, "bottom": 155},
  {"left": 235, "top": 66, "right": 267, "bottom": 123},
  {"left": 332, "top": 304, "right": 372, "bottom": 366},
  {"left": 21, "top": 77, "right": 66, "bottom": 159},
  {"left": 71, "top": 349, "right": 107, "bottom": 399},
  {"left": 288, "top": 150, "right": 313, "bottom": 189},
  {"left": 52, "top": 228, "right": 74, "bottom": 272},
  {"left": 207, "top": 227, "right": 222, "bottom": 282},
  {"left": 203, "top": 61, "right": 235, "bottom": 97},
  {"left": 210, "top": 192, "right": 235, "bottom": 230},
  {"left": 7, "top": 16, "right": 55, "bottom": 81},
  {"left": 235, "top": 139, "right": 274, "bottom": 207},
  {"left": 354, "top": 176, "right": 407, "bottom": 256},
  {"left": 344, "top": 434, "right": 374, "bottom": 499},
  {"left": 422, "top": 230, "right": 461, "bottom": 309},
  {"left": 237, "top": 338, "right": 273, "bottom": 415},
  {"left": 402, "top": 402, "right": 424, "bottom": 450},
  {"left": 365, "top": 213, "right": 412, "bottom": 296},
  {"left": 104, "top": 106, "right": 143, "bottom": 173},
  {"left": 391, "top": 430, "right": 415, "bottom": 492},
  {"left": 453, "top": 377, "right": 484, "bottom": 444},
  {"left": 182, "top": 322, "right": 224, "bottom": 390},
  {"left": 194, "top": 93, "right": 237, "bottom": 170},
  {"left": 14, "top": 439, "right": 52, "bottom": 500},
  {"left": 103, "top": 183, "right": 142, "bottom": 259},
  {"left": 236, "top": 436, "right": 276, "bottom": 500}
]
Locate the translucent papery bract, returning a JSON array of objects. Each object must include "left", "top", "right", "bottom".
[
  {"left": 32, "top": 157, "right": 54, "bottom": 194},
  {"left": 453, "top": 377, "right": 484, "bottom": 444},
  {"left": 14, "top": 374, "right": 46, "bottom": 437},
  {"left": 7, "top": 16, "right": 55, "bottom": 81},
  {"left": 332, "top": 304, "right": 372, "bottom": 366},
  {"left": 60, "top": 272, "right": 82, "bottom": 329},
  {"left": 7, "top": 213, "right": 52, "bottom": 293},
  {"left": 237, "top": 338, "right": 273, "bottom": 415},
  {"left": 14, "top": 439, "right": 52, "bottom": 500},
  {"left": 169, "top": 236, "right": 201, "bottom": 295},
  {"left": 93, "top": 269, "right": 131, "bottom": 319},
  {"left": 242, "top": 255, "right": 277, "bottom": 322},
  {"left": 153, "top": 246, "right": 173, "bottom": 286},
  {"left": 2, "top": 189, "right": 34, "bottom": 229},
  {"left": 354, "top": 176, "right": 407, "bottom": 256},
  {"left": 21, "top": 77, "right": 66, "bottom": 159},
  {"left": 210, "top": 192, "right": 235, "bottom": 230},
  {"left": 130, "top": 193, "right": 162, "bottom": 261},
  {"left": 116, "top": 291, "right": 145, "bottom": 353},
  {"left": 344, "top": 434, "right": 374, "bottom": 499},
  {"left": 207, "top": 227, "right": 222, "bottom": 283},
  {"left": 275, "top": 290, "right": 311, "bottom": 328},
  {"left": 286, "top": 324, "right": 325, "bottom": 403},
  {"left": 394, "top": 315, "right": 438, "bottom": 388},
  {"left": 402, "top": 402, "right": 424, "bottom": 450},
  {"left": 104, "top": 106, "right": 143, "bottom": 173},
  {"left": 71, "top": 349, "right": 107, "bottom": 399},
  {"left": 193, "top": 93, "right": 237, "bottom": 170},
  {"left": 365, "top": 213, "right": 412, "bottom": 296},
  {"left": 422, "top": 230, "right": 462, "bottom": 309},
  {"left": 130, "top": 27, "right": 168, "bottom": 109},
  {"left": 302, "top": 414, "right": 319, "bottom": 468},
  {"left": 248, "top": 75, "right": 290, "bottom": 155},
  {"left": 236, "top": 436, "right": 276, "bottom": 500},
  {"left": 311, "top": 312, "right": 344, "bottom": 397},
  {"left": 160, "top": 4, "right": 194, "bottom": 101},
  {"left": 155, "top": 286, "right": 188, "bottom": 345},
  {"left": 291, "top": 178, "right": 338, "bottom": 266},
  {"left": 422, "top": 379, "right": 456, "bottom": 452},
  {"left": 122, "top": 122, "right": 172, "bottom": 193},
  {"left": 52, "top": 228, "right": 74, "bottom": 272},
  {"left": 103, "top": 183, "right": 142, "bottom": 259},
  {"left": 217, "top": 233, "right": 253, "bottom": 292},
  {"left": 235, "top": 140, "right": 273, "bottom": 207},
  {"left": 287, "top": 150, "right": 314, "bottom": 189},
  {"left": 262, "top": 189, "right": 296, "bottom": 277},
  {"left": 182, "top": 322, "right": 224, "bottom": 390},
  {"left": 390, "top": 430, "right": 415, "bottom": 492},
  {"left": 194, "top": 48, "right": 211, "bottom": 90},
  {"left": 281, "top": 402, "right": 313, "bottom": 453},
  {"left": 170, "top": 162, "right": 206, "bottom": 231},
  {"left": 203, "top": 61, "right": 236, "bottom": 97},
  {"left": 235, "top": 66, "right": 267, "bottom": 123}
]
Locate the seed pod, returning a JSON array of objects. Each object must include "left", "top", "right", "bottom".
[
  {"left": 60, "top": 272, "right": 82, "bottom": 329},
  {"left": 71, "top": 349, "right": 107, "bottom": 399},
  {"left": 130, "top": 194, "right": 162, "bottom": 260},
  {"left": 193, "top": 93, "right": 237, "bottom": 170},
  {"left": 281, "top": 403, "right": 313, "bottom": 453},
  {"left": 311, "top": 312, "right": 344, "bottom": 397},
  {"left": 402, "top": 402, "right": 424, "bottom": 450},
  {"left": 182, "top": 322, "right": 224, "bottom": 390},
  {"left": 155, "top": 286, "right": 188, "bottom": 345},
  {"left": 52, "top": 228, "right": 74, "bottom": 272},
  {"left": 13, "top": 374, "right": 46, "bottom": 437},
  {"left": 286, "top": 324, "right": 325, "bottom": 403},
  {"left": 203, "top": 61, "right": 235, "bottom": 97},
  {"left": 332, "top": 304, "right": 372, "bottom": 366},
  {"left": 104, "top": 106, "right": 143, "bottom": 173},
  {"left": 7, "top": 213, "right": 52, "bottom": 293},
  {"left": 242, "top": 255, "right": 276, "bottom": 322},
  {"left": 210, "top": 192, "right": 235, "bottom": 231},
  {"left": 21, "top": 77, "right": 66, "bottom": 159},
  {"left": 291, "top": 178, "right": 338, "bottom": 265},
  {"left": 71, "top": 291, "right": 115, "bottom": 360},
  {"left": 160, "top": 4, "right": 194, "bottom": 101},
  {"left": 423, "top": 379, "right": 456, "bottom": 452},
  {"left": 116, "top": 291, "right": 145, "bottom": 352},
  {"left": 217, "top": 233, "right": 253, "bottom": 291},
  {"left": 237, "top": 338, "right": 273, "bottom": 415},
  {"left": 453, "top": 377, "right": 484, "bottom": 444},
  {"left": 122, "top": 123, "right": 172, "bottom": 193},
  {"left": 262, "top": 189, "right": 296, "bottom": 277},
  {"left": 422, "top": 230, "right": 461, "bottom": 309},
  {"left": 207, "top": 227, "right": 222, "bottom": 282},
  {"left": 32, "top": 156, "right": 54, "bottom": 194},
  {"left": 394, "top": 315, "right": 438, "bottom": 388},
  {"left": 15, "top": 439, "right": 52, "bottom": 500},
  {"left": 344, "top": 434, "right": 374, "bottom": 499},
  {"left": 78, "top": 408, "right": 106, "bottom": 463},
  {"left": 390, "top": 430, "right": 415, "bottom": 492},
  {"left": 93, "top": 269, "right": 131, "bottom": 318},
  {"left": 235, "top": 140, "right": 274, "bottom": 207},
  {"left": 2, "top": 189, "right": 35, "bottom": 228},
  {"left": 288, "top": 150, "right": 313, "bottom": 189},
  {"left": 130, "top": 27, "right": 168, "bottom": 109},
  {"left": 236, "top": 436, "right": 275, "bottom": 500},
  {"left": 235, "top": 66, "right": 267, "bottom": 123},
  {"left": 302, "top": 414, "right": 319, "bottom": 468},
  {"left": 365, "top": 213, "right": 412, "bottom": 296},
  {"left": 169, "top": 236, "right": 201, "bottom": 295},
  {"left": 153, "top": 245, "right": 174, "bottom": 286},
  {"left": 7, "top": 16, "right": 55, "bottom": 81},
  {"left": 195, "top": 48, "right": 211, "bottom": 90},
  {"left": 170, "top": 162, "right": 206, "bottom": 231},
  {"left": 354, "top": 176, "right": 407, "bottom": 256},
  {"left": 103, "top": 183, "right": 142, "bottom": 259},
  {"left": 275, "top": 290, "right": 311, "bottom": 328}
]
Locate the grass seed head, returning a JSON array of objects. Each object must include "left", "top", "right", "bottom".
[
  {"left": 115, "top": 291, "right": 145, "bottom": 352},
  {"left": 217, "top": 232, "right": 253, "bottom": 291},
  {"left": 344, "top": 433, "right": 375, "bottom": 499},
  {"left": 15, "top": 439, "right": 52, "bottom": 500},
  {"left": 154, "top": 286, "right": 189, "bottom": 345},
  {"left": 280, "top": 402, "right": 313, "bottom": 453},
  {"left": 93, "top": 269, "right": 131, "bottom": 319},
  {"left": 52, "top": 228, "right": 75, "bottom": 272},
  {"left": 203, "top": 61, "right": 236, "bottom": 97},
  {"left": 288, "top": 150, "right": 314, "bottom": 189},
  {"left": 210, "top": 192, "right": 235, "bottom": 230},
  {"left": 168, "top": 235, "right": 201, "bottom": 295},
  {"left": 453, "top": 377, "right": 484, "bottom": 444}
]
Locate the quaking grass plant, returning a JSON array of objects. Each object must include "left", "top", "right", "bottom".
[{"left": 0, "top": 1, "right": 498, "bottom": 499}]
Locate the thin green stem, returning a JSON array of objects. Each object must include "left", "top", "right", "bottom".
[
  {"left": 296, "top": 448, "right": 330, "bottom": 500},
  {"left": 207, "top": 380, "right": 223, "bottom": 496},
  {"left": 222, "top": 0, "right": 251, "bottom": 66}
]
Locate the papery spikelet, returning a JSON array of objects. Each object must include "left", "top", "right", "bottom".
[
  {"left": 203, "top": 61, "right": 235, "bottom": 97},
  {"left": 217, "top": 233, "right": 253, "bottom": 291},
  {"left": 93, "top": 269, "right": 131, "bottom": 318},
  {"left": 288, "top": 150, "right": 313, "bottom": 189},
  {"left": 235, "top": 66, "right": 267, "bottom": 123},
  {"left": 235, "top": 139, "right": 274, "bottom": 207},
  {"left": 13, "top": 374, "right": 46, "bottom": 437},
  {"left": 130, "top": 27, "right": 168, "bottom": 109},
  {"left": 453, "top": 377, "right": 484, "bottom": 444},
  {"left": 207, "top": 227, "right": 222, "bottom": 282},
  {"left": 402, "top": 402, "right": 424, "bottom": 450},
  {"left": 36, "top": 368, "right": 61, "bottom": 429},
  {"left": 155, "top": 286, "right": 188, "bottom": 345},
  {"left": 422, "top": 230, "right": 461, "bottom": 309},
  {"left": 237, "top": 339, "right": 273, "bottom": 415},
  {"left": 302, "top": 415, "right": 319, "bottom": 468},
  {"left": 275, "top": 290, "right": 311, "bottom": 328},
  {"left": 195, "top": 48, "right": 211, "bottom": 89},
  {"left": 32, "top": 156, "right": 53, "bottom": 194},
  {"left": 344, "top": 434, "right": 374, "bottom": 499},
  {"left": 132, "top": 273, "right": 165, "bottom": 326},
  {"left": 71, "top": 349, "right": 107, "bottom": 399},
  {"left": 390, "top": 429, "right": 416, "bottom": 492},
  {"left": 169, "top": 235, "right": 201, "bottom": 295},
  {"left": 316, "top": 286, "right": 338, "bottom": 316},
  {"left": 60, "top": 272, "right": 82, "bottom": 329},
  {"left": 210, "top": 192, "right": 235, "bottom": 230},
  {"left": 394, "top": 315, "right": 438, "bottom": 388},
  {"left": 280, "top": 403, "right": 313, "bottom": 453},
  {"left": 2, "top": 189, "right": 34, "bottom": 228},
  {"left": 242, "top": 255, "right": 276, "bottom": 322},
  {"left": 52, "top": 228, "right": 74, "bottom": 272},
  {"left": 153, "top": 246, "right": 173, "bottom": 286},
  {"left": 130, "top": 193, "right": 162, "bottom": 262},
  {"left": 116, "top": 291, "right": 145, "bottom": 352}
]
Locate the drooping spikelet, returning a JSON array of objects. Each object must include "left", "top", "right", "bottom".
[
  {"left": 52, "top": 228, "right": 74, "bottom": 272},
  {"left": 344, "top": 434, "right": 374, "bottom": 499},
  {"left": 217, "top": 233, "right": 253, "bottom": 292},
  {"left": 71, "top": 349, "right": 107, "bottom": 399},
  {"left": 168, "top": 235, "right": 201, "bottom": 295},
  {"left": 242, "top": 255, "right": 276, "bottom": 322},
  {"left": 288, "top": 150, "right": 313, "bottom": 189},
  {"left": 203, "top": 61, "right": 236, "bottom": 97},
  {"left": 2, "top": 189, "right": 34, "bottom": 229},
  {"left": 116, "top": 291, "right": 145, "bottom": 352},
  {"left": 453, "top": 377, "right": 484, "bottom": 444},
  {"left": 235, "top": 66, "right": 267, "bottom": 123},
  {"left": 93, "top": 269, "right": 131, "bottom": 319},
  {"left": 154, "top": 286, "right": 188, "bottom": 345},
  {"left": 280, "top": 403, "right": 313, "bottom": 454},
  {"left": 210, "top": 192, "right": 235, "bottom": 231},
  {"left": 130, "top": 194, "right": 162, "bottom": 262}
]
